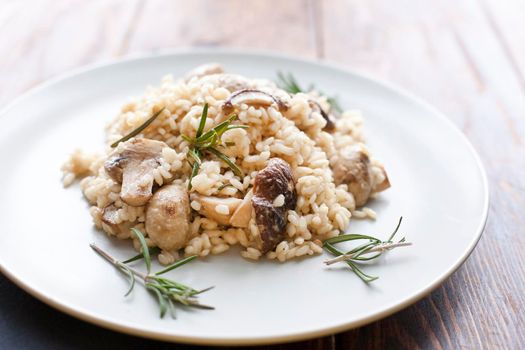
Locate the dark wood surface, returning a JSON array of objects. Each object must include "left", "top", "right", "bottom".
[{"left": 1, "top": 1, "right": 524, "bottom": 349}]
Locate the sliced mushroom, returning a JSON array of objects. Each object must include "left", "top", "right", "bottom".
[
  {"left": 332, "top": 144, "right": 390, "bottom": 206},
  {"left": 105, "top": 138, "right": 167, "bottom": 207},
  {"left": 101, "top": 205, "right": 134, "bottom": 238},
  {"left": 190, "top": 193, "right": 242, "bottom": 226},
  {"left": 230, "top": 189, "right": 254, "bottom": 228},
  {"left": 145, "top": 184, "right": 191, "bottom": 251},
  {"left": 309, "top": 100, "right": 335, "bottom": 132},
  {"left": 252, "top": 158, "right": 297, "bottom": 253},
  {"left": 222, "top": 89, "right": 288, "bottom": 113},
  {"left": 185, "top": 63, "right": 224, "bottom": 81}
]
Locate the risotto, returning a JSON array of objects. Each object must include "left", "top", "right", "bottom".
[{"left": 62, "top": 63, "right": 390, "bottom": 265}]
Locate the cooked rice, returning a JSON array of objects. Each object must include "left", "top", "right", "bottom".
[{"left": 62, "top": 67, "right": 387, "bottom": 263}]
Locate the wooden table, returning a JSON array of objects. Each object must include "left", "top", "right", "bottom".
[{"left": 1, "top": 1, "right": 524, "bottom": 348}]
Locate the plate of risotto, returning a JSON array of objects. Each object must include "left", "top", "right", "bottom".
[{"left": 0, "top": 50, "right": 488, "bottom": 345}]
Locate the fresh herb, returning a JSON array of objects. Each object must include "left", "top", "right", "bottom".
[
  {"left": 277, "top": 72, "right": 304, "bottom": 94},
  {"left": 182, "top": 103, "right": 248, "bottom": 189},
  {"left": 131, "top": 228, "right": 151, "bottom": 273},
  {"left": 155, "top": 255, "right": 198, "bottom": 275},
  {"left": 122, "top": 246, "right": 161, "bottom": 264},
  {"left": 323, "top": 217, "right": 412, "bottom": 282},
  {"left": 111, "top": 108, "right": 166, "bottom": 148},
  {"left": 217, "top": 183, "right": 234, "bottom": 191},
  {"left": 276, "top": 72, "right": 343, "bottom": 113},
  {"left": 90, "top": 230, "right": 213, "bottom": 318}
]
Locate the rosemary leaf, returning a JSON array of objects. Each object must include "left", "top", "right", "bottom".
[
  {"left": 188, "top": 149, "right": 202, "bottom": 190},
  {"left": 118, "top": 262, "right": 136, "bottom": 297},
  {"left": 151, "top": 276, "right": 194, "bottom": 293},
  {"left": 347, "top": 260, "right": 379, "bottom": 282},
  {"left": 207, "top": 147, "right": 243, "bottom": 177},
  {"left": 131, "top": 228, "right": 151, "bottom": 274},
  {"left": 186, "top": 302, "right": 215, "bottom": 310},
  {"left": 111, "top": 108, "right": 165, "bottom": 148},
  {"left": 193, "top": 286, "right": 215, "bottom": 296},
  {"left": 327, "top": 97, "right": 343, "bottom": 114},
  {"left": 224, "top": 125, "right": 249, "bottom": 133},
  {"left": 187, "top": 148, "right": 202, "bottom": 166},
  {"left": 196, "top": 103, "right": 208, "bottom": 138},
  {"left": 147, "top": 283, "right": 168, "bottom": 318},
  {"left": 217, "top": 183, "right": 234, "bottom": 191},
  {"left": 200, "top": 131, "right": 218, "bottom": 149},
  {"left": 181, "top": 134, "right": 193, "bottom": 143},
  {"left": 325, "top": 233, "right": 381, "bottom": 245},
  {"left": 344, "top": 241, "right": 378, "bottom": 257},
  {"left": 352, "top": 252, "right": 382, "bottom": 262},
  {"left": 123, "top": 247, "right": 161, "bottom": 264},
  {"left": 155, "top": 255, "right": 198, "bottom": 276},
  {"left": 167, "top": 299, "right": 177, "bottom": 319},
  {"left": 386, "top": 216, "right": 403, "bottom": 242}
]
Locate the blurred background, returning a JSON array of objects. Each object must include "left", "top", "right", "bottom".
[{"left": 1, "top": 0, "right": 524, "bottom": 349}]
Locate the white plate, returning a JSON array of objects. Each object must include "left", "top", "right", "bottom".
[{"left": 0, "top": 49, "right": 488, "bottom": 345}]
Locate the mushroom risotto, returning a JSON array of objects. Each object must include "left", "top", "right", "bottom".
[{"left": 62, "top": 63, "right": 390, "bottom": 264}]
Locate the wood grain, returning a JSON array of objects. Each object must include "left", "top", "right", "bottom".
[
  {"left": 0, "top": 0, "right": 524, "bottom": 349},
  {"left": 320, "top": 0, "right": 525, "bottom": 348}
]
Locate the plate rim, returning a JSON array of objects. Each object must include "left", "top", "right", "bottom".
[{"left": 0, "top": 48, "right": 489, "bottom": 346}]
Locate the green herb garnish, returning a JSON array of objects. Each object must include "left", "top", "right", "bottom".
[
  {"left": 277, "top": 72, "right": 343, "bottom": 113},
  {"left": 323, "top": 217, "right": 412, "bottom": 282},
  {"left": 111, "top": 108, "right": 166, "bottom": 148},
  {"left": 90, "top": 229, "right": 213, "bottom": 318},
  {"left": 131, "top": 228, "right": 151, "bottom": 273},
  {"left": 182, "top": 103, "right": 248, "bottom": 189},
  {"left": 277, "top": 71, "right": 304, "bottom": 94},
  {"left": 122, "top": 246, "right": 161, "bottom": 264},
  {"left": 155, "top": 255, "right": 198, "bottom": 275},
  {"left": 217, "top": 183, "right": 234, "bottom": 191}
]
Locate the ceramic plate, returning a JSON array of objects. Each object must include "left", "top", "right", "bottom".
[{"left": 0, "top": 49, "right": 488, "bottom": 345}]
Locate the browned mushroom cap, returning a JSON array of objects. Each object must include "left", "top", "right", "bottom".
[
  {"left": 185, "top": 63, "right": 224, "bottom": 81},
  {"left": 105, "top": 138, "right": 167, "bottom": 207},
  {"left": 101, "top": 205, "right": 134, "bottom": 238},
  {"left": 222, "top": 89, "right": 288, "bottom": 113},
  {"left": 309, "top": 100, "right": 335, "bottom": 132},
  {"left": 145, "top": 184, "right": 191, "bottom": 251},
  {"left": 332, "top": 145, "right": 390, "bottom": 206},
  {"left": 252, "top": 158, "right": 297, "bottom": 253}
]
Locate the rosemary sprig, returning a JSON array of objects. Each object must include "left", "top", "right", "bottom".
[
  {"left": 182, "top": 103, "right": 248, "bottom": 189},
  {"left": 111, "top": 108, "right": 166, "bottom": 148},
  {"left": 323, "top": 217, "right": 412, "bottom": 282},
  {"left": 90, "top": 230, "right": 213, "bottom": 318},
  {"left": 277, "top": 71, "right": 304, "bottom": 94},
  {"left": 276, "top": 71, "right": 343, "bottom": 113}
]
